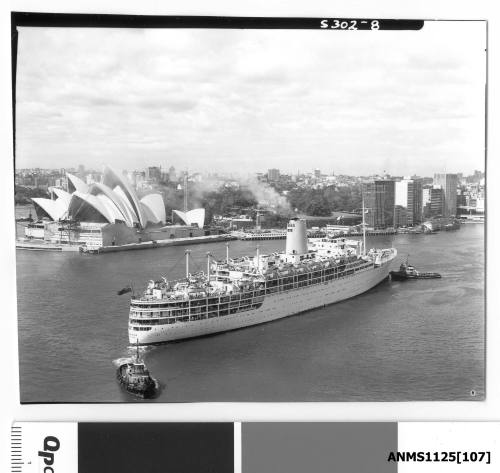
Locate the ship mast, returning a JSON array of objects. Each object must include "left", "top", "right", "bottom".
[
  {"left": 362, "top": 192, "right": 366, "bottom": 256},
  {"left": 185, "top": 249, "right": 191, "bottom": 278},
  {"left": 183, "top": 172, "right": 188, "bottom": 212},
  {"left": 206, "top": 252, "right": 211, "bottom": 283}
]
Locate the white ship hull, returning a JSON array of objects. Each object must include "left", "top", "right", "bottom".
[{"left": 129, "top": 259, "right": 393, "bottom": 344}]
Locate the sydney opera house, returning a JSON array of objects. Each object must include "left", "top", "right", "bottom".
[{"left": 24, "top": 166, "right": 206, "bottom": 249}]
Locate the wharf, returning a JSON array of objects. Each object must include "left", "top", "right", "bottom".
[
  {"left": 16, "top": 241, "right": 80, "bottom": 252},
  {"left": 328, "top": 229, "right": 397, "bottom": 236},
  {"left": 233, "top": 231, "right": 286, "bottom": 241},
  {"left": 233, "top": 228, "right": 397, "bottom": 240},
  {"left": 100, "top": 234, "right": 235, "bottom": 253},
  {"left": 16, "top": 234, "right": 236, "bottom": 254}
]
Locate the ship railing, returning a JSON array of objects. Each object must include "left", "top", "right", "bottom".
[
  {"left": 130, "top": 261, "right": 377, "bottom": 324},
  {"left": 133, "top": 255, "right": 376, "bottom": 303},
  {"left": 260, "top": 258, "right": 374, "bottom": 295},
  {"left": 132, "top": 258, "right": 370, "bottom": 324},
  {"left": 131, "top": 284, "right": 265, "bottom": 308},
  {"left": 130, "top": 290, "right": 266, "bottom": 324}
]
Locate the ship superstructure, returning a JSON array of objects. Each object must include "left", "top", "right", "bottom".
[{"left": 128, "top": 218, "right": 397, "bottom": 344}]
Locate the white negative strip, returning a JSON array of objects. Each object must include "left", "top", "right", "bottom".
[
  {"left": 234, "top": 422, "right": 241, "bottom": 473},
  {"left": 11, "top": 423, "right": 78, "bottom": 473},
  {"left": 397, "top": 422, "right": 500, "bottom": 472}
]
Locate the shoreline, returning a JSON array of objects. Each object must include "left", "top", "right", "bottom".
[{"left": 15, "top": 234, "right": 236, "bottom": 253}]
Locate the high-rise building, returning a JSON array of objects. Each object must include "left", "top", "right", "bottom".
[
  {"left": 394, "top": 205, "right": 408, "bottom": 227},
  {"left": 131, "top": 171, "right": 145, "bottom": 187},
  {"left": 422, "top": 186, "right": 444, "bottom": 219},
  {"left": 314, "top": 168, "right": 321, "bottom": 178},
  {"left": 433, "top": 173, "right": 458, "bottom": 217},
  {"left": 267, "top": 168, "right": 280, "bottom": 182},
  {"left": 473, "top": 170, "right": 483, "bottom": 182},
  {"left": 430, "top": 187, "right": 444, "bottom": 217},
  {"left": 166, "top": 166, "right": 177, "bottom": 183},
  {"left": 363, "top": 180, "right": 395, "bottom": 229},
  {"left": 457, "top": 193, "right": 467, "bottom": 207},
  {"left": 412, "top": 178, "right": 423, "bottom": 223},
  {"left": 394, "top": 178, "right": 423, "bottom": 226},
  {"left": 146, "top": 166, "right": 162, "bottom": 182}
]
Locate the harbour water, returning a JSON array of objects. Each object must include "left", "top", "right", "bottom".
[{"left": 16, "top": 212, "right": 484, "bottom": 402}]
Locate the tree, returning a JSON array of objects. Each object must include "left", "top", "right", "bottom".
[{"left": 14, "top": 186, "right": 49, "bottom": 205}]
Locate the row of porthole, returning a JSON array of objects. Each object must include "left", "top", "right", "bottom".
[
  {"left": 129, "top": 304, "right": 263, "bottom": 327},
  {"left": 133, "top": 297, "right": 347, "bottom": 338}
]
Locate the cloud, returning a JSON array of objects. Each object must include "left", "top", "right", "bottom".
[{"left": 15, "top": 23, "right": 486, "bottom": 176}]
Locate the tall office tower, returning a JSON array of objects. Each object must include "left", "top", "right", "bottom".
[
  {"left": 422, "top": 186, "right": 444, "bottom": 219},
  {"left": 422, "top": 187, "right": 431, "bottom": 219},
  {"left": 168, "top": 166, "right": 177, "bottom": 183},
  {"left": 412, "top": 178, "right": 423, "bottom": 223},
  {"left": 433, "top": 173, "right": 458, "bottom": 217},
  {"left": 267, "top": 168, "right": 280, "bottom": 182},
  {"left": 395, "top": 178, "right": 423, "bottom": 226},
  {"left": 430, "top": 187, "right": 445, "bottom": 216},
  {"left": 423, "top": 186, "right": 445, "bottom": 218},
  {"left": 394, "top": 205, "right": 408, "bottom": 227},
  {"left": 146, "top": 166, "right": 162, "bottom": 182},
  {"left": 363, "top": 180, "right": 395, "bottom": 229}
]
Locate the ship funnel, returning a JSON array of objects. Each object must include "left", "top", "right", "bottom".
[{"left": 285, "top": 218, "right": 307, "bottom": 256}]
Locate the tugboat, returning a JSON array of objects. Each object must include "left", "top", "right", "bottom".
[
  {"left": 444, "top": 220, "right": 461, "bottom": 231},
  {"left": 390, "top": 257, "right": 441, "bottom": 281},
  {"left": 116, "top": 341, "right": 159, "bottom": 399}
]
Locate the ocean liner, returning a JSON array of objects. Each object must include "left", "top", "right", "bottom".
[{"left": 128, "top": 218, "right": 397, "bottom": 344}]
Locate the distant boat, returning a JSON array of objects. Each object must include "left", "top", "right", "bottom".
[
  {"left": 444, "top": 221, "right": 461, "bottom": 231},
  {"left": 16, "top": 211, "right": 33, "bottom": 222}
]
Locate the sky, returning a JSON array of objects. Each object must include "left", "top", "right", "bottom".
[{"left": 15, "top": 21, "right": 486, "bottom": 176}]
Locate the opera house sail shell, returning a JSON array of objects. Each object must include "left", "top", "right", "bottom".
[
  {"left": 32, "top": 196, "right": 67, "bottom": 221},
  {"left": 31, "top": 167, "right": 167, "bottom": 229},
  {"left": 66, "top": 172, "right": 89, "bottom": 194},
  {"left": 173, "top": 208, "right": 205, "bottom": 228},
  {"left": 102, "top": 166, "right": 147, "bottom": 228},
  {"left": 140, "top": 194, "right": 166, "bottom": 224}
]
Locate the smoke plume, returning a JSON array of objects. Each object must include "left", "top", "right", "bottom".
[{"left": 241, "top": 177, "right": 292, "bottom": 214}]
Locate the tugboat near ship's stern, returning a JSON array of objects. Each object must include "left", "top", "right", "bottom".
[{"left": 116, "top": 341, "right": 159, "bottom": 398}]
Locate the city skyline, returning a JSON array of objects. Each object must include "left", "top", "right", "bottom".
[
  {"left": 15, "top": 22, "right": 486, "bottom": 176},
  {"left": 15, "top": 164, "right": 484, "bottom": 180}
]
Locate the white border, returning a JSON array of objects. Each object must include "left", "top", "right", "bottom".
[
  {"left": 234, "top": 422, "right": 242, "bottom": 473},
  {"left": 2, "top": 1, "right": 499, "bottom": 471}
]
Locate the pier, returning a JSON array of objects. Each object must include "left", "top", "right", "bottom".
[
  {"left": 233, "top": 230, "right": 286, "bottom": 241},
  {"left": 16, "top": 234, "right": 236, "bottom": 254}
]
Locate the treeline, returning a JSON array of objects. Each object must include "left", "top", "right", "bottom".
[
  {"left": 201, "top": 187, "right": 257, "bottom": 223},
  {"left": 156, "top": 183, "right": 362, "bottom": 223},
  {"left": 287, "top": 186, "right": 362, "bottom": 216},
  {"left": 154, "top": 183, "right": 258, "bottom": 225},
  {"left": 15, "top": 185, "right": 49, "bottom": 205}
]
